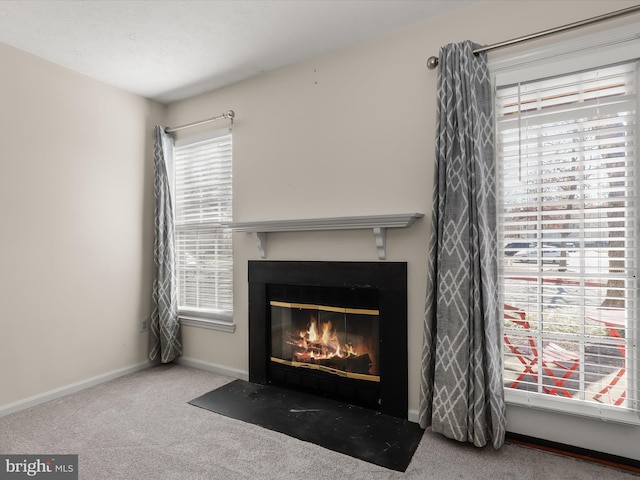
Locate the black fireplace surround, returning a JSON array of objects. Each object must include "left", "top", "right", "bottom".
[{"left": 248, "top": 261, "right": 408, "bottom": 419}]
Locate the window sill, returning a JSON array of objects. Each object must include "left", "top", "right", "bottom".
[
  {"left": 179, "top": 315, "right": 236, "bottom": 333},
  {"left": 505, "top": 389, "right": 640, "bottom": 426}
]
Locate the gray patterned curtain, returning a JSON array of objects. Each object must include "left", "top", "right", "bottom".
[
  {"left": 150, "top": 126, "right": 182, "bottom": 363},
  {"left": 419, "top": 41, "right": 505, "bottom": 448}
]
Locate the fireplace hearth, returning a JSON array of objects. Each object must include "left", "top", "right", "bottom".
[{"left": 248, "top": 261, "right": 408, "bottom": 419}]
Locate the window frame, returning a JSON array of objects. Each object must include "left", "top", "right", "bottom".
[
  {"left": 491, "top": 24, "right": 640, "bottom": 425},
  {"left": 173, "top": 128, "right": 235, "bottom": 333}
]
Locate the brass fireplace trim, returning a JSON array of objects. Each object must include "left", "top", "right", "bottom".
[{"left": 270, "top": 357, "right": 381, "bottom": 382}]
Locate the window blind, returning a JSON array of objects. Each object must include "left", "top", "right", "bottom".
[
  {"left": 496, "top": 60, "right": 639, "bottom": 421},
  {"left": 174, "top": 132, "right": 233, "bottom": 321}
]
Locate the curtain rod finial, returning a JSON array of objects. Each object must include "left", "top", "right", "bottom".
[{"left": 427, "top": 56, "right": 439, "bottom": 69}]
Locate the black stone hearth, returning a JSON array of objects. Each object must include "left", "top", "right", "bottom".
[
  {"left": 189, "top": 379, "right": 424, "bottom": 472},
  {"left": 248, "top": 261, "right": 408, "bottom": 419}
]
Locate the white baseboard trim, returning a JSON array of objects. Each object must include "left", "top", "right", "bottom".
[
  {"left": 408, "top": 409, "right": 419, "bottom": 424},
  {"left": 0, "top": 360, "right": 154, "bottom": 418},
  {"left": 175, "top": 356, "right": 249, "bottom": 381}
]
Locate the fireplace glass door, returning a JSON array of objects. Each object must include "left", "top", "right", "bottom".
[{"left": 270, "top": 301, "right": 380, "bottom": 382}]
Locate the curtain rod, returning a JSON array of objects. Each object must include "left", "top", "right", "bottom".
[
  {"left": 165, "top": 110, "right": 235, "bottom": 133},
  {"left": 426, "top": 5, "right": 640, "bottom": 69}
]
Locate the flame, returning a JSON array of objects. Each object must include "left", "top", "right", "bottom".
[
  {"left": 321, "top": 321, "right": 332, "bottom": 345},
  {"left": 308, "top": 321, "right": 318, "bottom": 343},
  {"left": 344, "top": 343, "right": 357, "bottom": 356},
  {"left": 292, "top": 317, "right": 357, "bottom": 361}
]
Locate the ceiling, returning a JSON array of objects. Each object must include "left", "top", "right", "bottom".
[{"left": 0, "top": 0, "right": 475, "bottom": 104}]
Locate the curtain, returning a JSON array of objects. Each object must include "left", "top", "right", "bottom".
[
  {"left": 149, "top": 126, "right": 182, "bottom": 363},
  {"left": 419, "top": 41, "right": 506, "bottom": 448}
]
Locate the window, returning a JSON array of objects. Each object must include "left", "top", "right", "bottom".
[
  {"left": 496, "top": 58, "right": 639, "bottom": 422},
  {"left": 174, "top": 129, "right": 234, "bottom": 331}
]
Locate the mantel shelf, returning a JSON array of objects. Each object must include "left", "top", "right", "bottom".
[{"left": 228, "top": 213, "right": 424, "bottom": 260}]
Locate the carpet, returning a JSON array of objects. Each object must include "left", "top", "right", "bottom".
[{"left": 189, "top": 379, "right": 424, "bottom": 472}]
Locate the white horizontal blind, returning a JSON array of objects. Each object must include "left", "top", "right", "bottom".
[
  {"left": 174, "top": 132, "right": 233, "bottom": 321},
  {"left": 496, "top": 60, "right": 639, "bottom": 420}
]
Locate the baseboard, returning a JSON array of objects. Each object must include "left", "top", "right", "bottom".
[
  {"left": 407, "top": 409, "right": 419, "bottom": 424},
  {"left": 0, "top": 360, "right": 154, "bottom": 418},
  {"left": 175, "top": 356, "right": 249, "bottom": 381}
]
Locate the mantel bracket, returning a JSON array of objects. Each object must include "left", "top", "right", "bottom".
[
  {"left": 373, "top": 227, "right": 386, "bottom": 260},
  {"left": 254, "top": 232, "right": 267, "bottom": 259}
]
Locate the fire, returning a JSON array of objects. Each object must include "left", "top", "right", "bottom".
[{"left": 291, "top": 316, "right": 357, "bottom": 362}]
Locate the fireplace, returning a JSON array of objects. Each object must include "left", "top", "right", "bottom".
[{"left": 248, "top": 261, "right": 408, "bottom": 419}]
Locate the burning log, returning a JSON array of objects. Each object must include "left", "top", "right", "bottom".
[
  {"left": 285, "top": 318, "right": 373, "bottom": 375},
  {"left": 294, "top": 352, "right": 372, "bottom": 375},
  {"left": 287, "top": 334, "right": 336, "bottom": 357}
]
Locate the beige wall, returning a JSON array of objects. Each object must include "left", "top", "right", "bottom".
[
  {"left": 167, "top": 0, "right": 640, "bottom": 460},
  {"left": 0, "top": 41, "right": 164, "bottom": 407}
]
